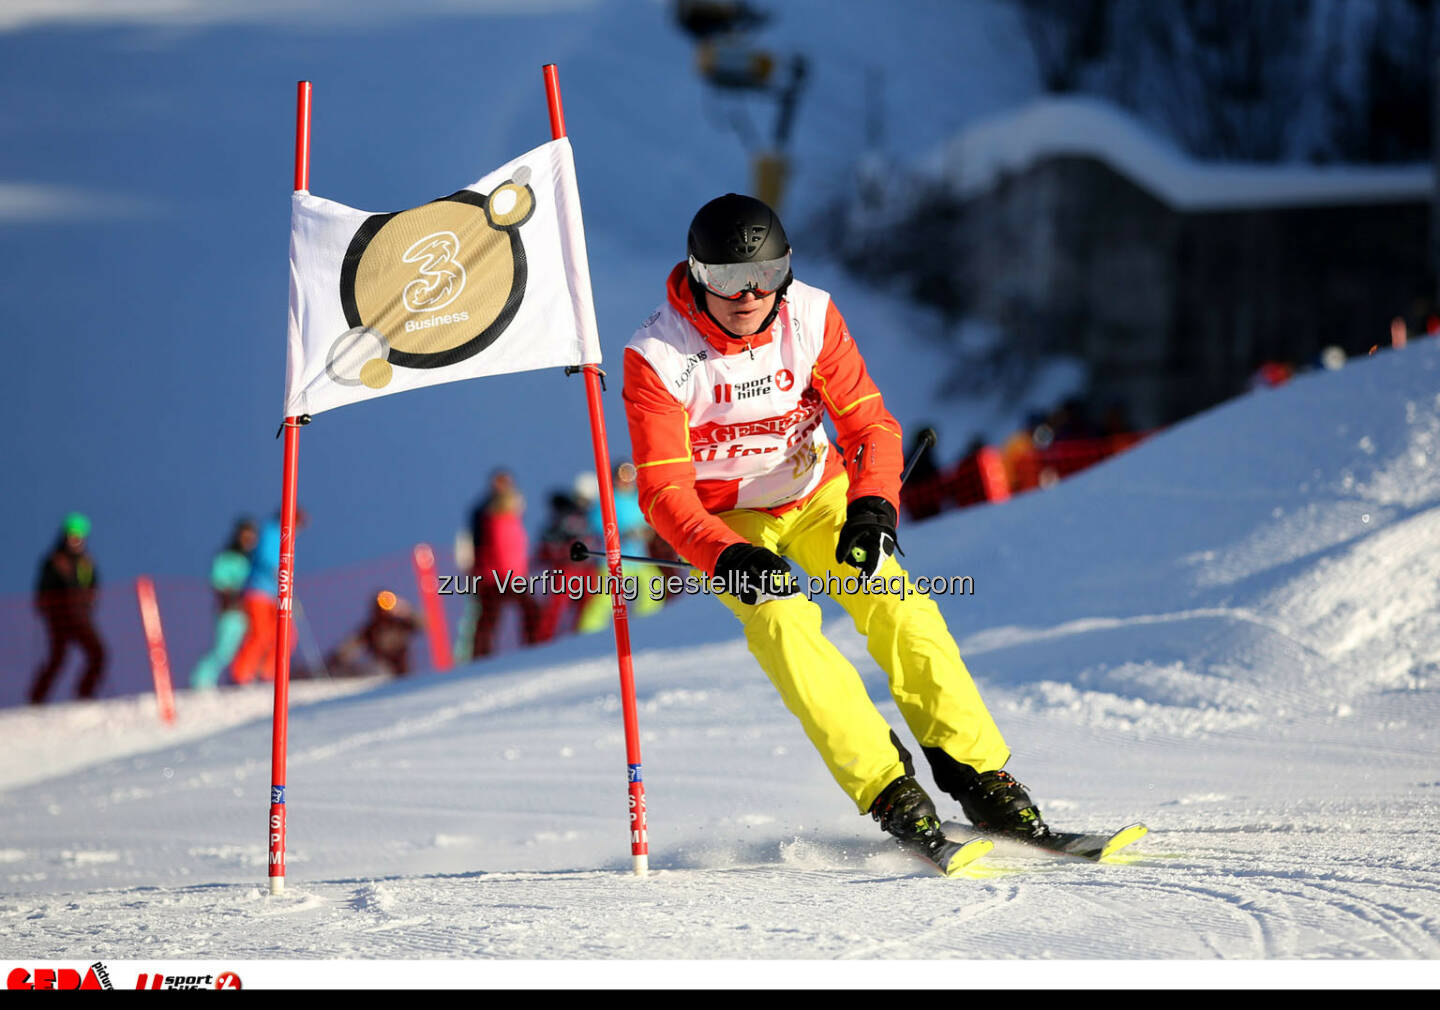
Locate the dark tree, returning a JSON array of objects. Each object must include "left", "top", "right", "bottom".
[
  {"left": 1018, "top": 0, "right": 1439, "bottom": 163},
  {"left": 1019, "top": 0, "right": 1111, "bottom": 92}
]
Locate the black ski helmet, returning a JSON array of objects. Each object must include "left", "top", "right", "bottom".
[
  {"left": 687, "top": 193, "right": 791, "bottom": 266},
  {"left": 686, "top": 194, "right": 792, "bottom": 336}
]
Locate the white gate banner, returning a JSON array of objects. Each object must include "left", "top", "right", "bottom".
[{"left": 284, "top": 137, "right": 601, "bottom": 417}]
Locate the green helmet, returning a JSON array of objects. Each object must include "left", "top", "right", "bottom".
[{"left": 63, "top": 512, "right": 91, "bottom": 538}]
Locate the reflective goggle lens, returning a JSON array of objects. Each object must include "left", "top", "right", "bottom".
[{"left": 689, "top": 253, "right": 791, "bottom": 299}]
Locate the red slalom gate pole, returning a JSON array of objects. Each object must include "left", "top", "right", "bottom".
[
  {"left": 134, "top": 577, "right": 176, "bottom": 725},
  {"left": 543, "top": 64, "right": 649, "bottom": 875},
  {"left": 411, "top": 543, "right": 454, "bottom": 672},
  {"left": 268, "top": 79, "right": 311, "bottom": 896}
]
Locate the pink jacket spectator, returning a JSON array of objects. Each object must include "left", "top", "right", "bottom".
[{"left": 474, "top": 490, "right": 529, "bottom": 579}]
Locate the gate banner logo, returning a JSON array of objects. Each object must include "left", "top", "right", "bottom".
[
  {"left": 400, "top": 231, "right": 467, "bottom": 313},
  {"left": 285, "top": 137, "right": 601, "bottom": 417}
]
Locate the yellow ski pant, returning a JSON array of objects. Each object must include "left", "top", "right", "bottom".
[{"left": 713, "top": 475, "right": 1010, "bottom": 813}]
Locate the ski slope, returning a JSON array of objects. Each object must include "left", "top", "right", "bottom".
[{"left": 3, "top": 343, "right": 1440, "bottom": 964}]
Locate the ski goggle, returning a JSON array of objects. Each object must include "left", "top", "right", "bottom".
[{"left": 688, "top": 252, "right": 791, "bottom": 300}]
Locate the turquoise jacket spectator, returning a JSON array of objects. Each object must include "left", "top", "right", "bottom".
[
  {"left": 589, "top": 486, "right": 647, "bottom": 558},
  {"left": 245, "top": 519, "right": 282, "bottom": 597}
]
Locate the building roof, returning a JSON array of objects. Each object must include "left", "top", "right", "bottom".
[{"left": 930, "top": 96, "right": 1433, "bottom": 212}]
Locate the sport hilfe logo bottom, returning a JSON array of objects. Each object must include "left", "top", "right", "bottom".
[{"left": 136, "top": 972, "right": 242, "bottom": 990}]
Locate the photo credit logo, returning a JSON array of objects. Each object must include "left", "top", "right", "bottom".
[{"left": 7, "top": 963, "right": 113, "bottom": 990}]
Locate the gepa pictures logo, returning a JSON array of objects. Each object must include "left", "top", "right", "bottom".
[
  {"left": 8, "top": 962, "right": 114, "bottom": 989},
  {"left": 327, "top": 166, "right": 538, "bottom": 391}
]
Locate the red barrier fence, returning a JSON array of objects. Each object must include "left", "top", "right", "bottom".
[{"left": 900, "top": 432, "right": 1153, "bottom": 522}]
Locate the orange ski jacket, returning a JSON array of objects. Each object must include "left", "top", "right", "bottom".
[{"left": 622, "top": 263, "right": 903, "bottom": 575}]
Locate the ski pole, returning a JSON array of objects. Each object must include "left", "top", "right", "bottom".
[
  {"left": 292, "top": 597, "right": 330, "bottom": 680},
  {"left": 572, "top": 428, "right": 941, "bottom": 571},
  {"left": 900, "top": 427, "right": 936, "bottom": 485},
  {"left": 849, "top": 426, "right": 934, "bottom": 568},
  {"left": 570, "top": 540, "right": 691, "bottom": 570}
]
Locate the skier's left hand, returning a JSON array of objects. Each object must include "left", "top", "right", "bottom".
[{"left": 835, "top": 496, "right": 901, "bottom": 578}]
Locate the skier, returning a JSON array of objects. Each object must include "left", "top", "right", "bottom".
[
  {"left": 28, "top": 512, "right": 107, "bottom": 703},
  {"left": 622, "top": 194, "right": 1052, "bottom": 865}
]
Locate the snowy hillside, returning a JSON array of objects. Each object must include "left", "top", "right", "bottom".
[{"left": 3, "top": 342, "right": 1439, "bottom": 962}]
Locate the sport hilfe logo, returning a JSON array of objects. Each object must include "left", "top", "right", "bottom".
[
  {"left": 135, "top": 972, "right": 241, "bottom": 990},
  {"left": 7, "top": 963, "right": 113, "bottom": 989}
]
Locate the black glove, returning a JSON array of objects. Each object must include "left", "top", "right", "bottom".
[
  {"left": 834, "top": 496, "right": 900, "bottom": 578},
  {"left": 713, "top": 543, "right": 798, "bottom": 605}
]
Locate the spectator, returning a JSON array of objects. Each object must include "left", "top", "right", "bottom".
[
  {"left": 470, "top": 469, "right": 540, "bottom": 657},
  {"left": 572, "top": 470, "right": 599, "bottom": 512},
  {"left": 1039, "top": 400, "right": 1101, "bottom": 484},
  {"left": 611, "top": 463, "right": 650, "bottom": 557},
  {"left": 952, "top": 435, "right": 990, "bottom": 508},
  {"left": 232, "top": 508, "right": 306, "bottom": 684},
  {"left": 1001, "top": 412, "right": 1045, "bottom": 493},
  {"left": 531, "top": 488, "right": 596, "bottom": 643},
  {"left": 324, "top": 590, "right": 421, "bottom": 678},
  {"left": 1390, "top": 316, "right": 1408, "bottom": 349},
  {"left": 1248, "top": 360, "right": 1294, "bottom": 391},
  {"left": 29, "top": 512, "right": 106, "bottom": 703},
  {"left": 1318, "top": 346, "right": 1347, "bottom": 372},
  {"left": 579, "top": 463, "right": 663, "bottom": 633},
  {"left": 190, "top": 517, "right": 258, "bottom": 690}
]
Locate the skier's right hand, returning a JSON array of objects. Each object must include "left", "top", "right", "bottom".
[{"left": 714, "top": 543, "right": 799, "bottom": 606}]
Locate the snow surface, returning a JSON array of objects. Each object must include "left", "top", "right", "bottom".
[
  {"left": 4, "top": 342, "right": 1440, "bottom": 962},
  {"left": 932, "top": 96, "right": 1434, "bottom": 211}
]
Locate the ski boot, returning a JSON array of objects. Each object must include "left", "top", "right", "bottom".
[
  {"left": 869, "top": 775, "right": 991, "bottom": 876},
  {"left": 953, "top": 768, "right": 1052, "bottom": 842}
]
